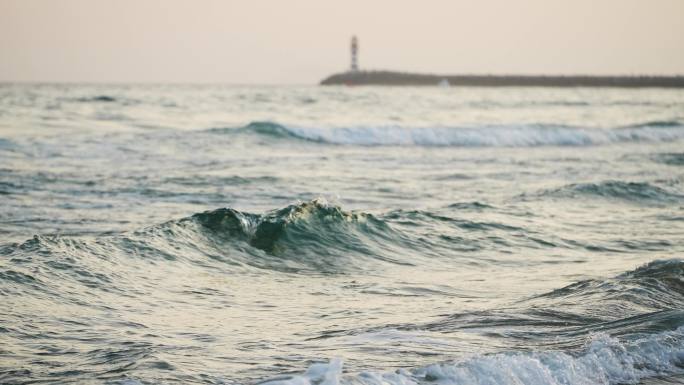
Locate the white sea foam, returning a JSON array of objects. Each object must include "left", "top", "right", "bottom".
[
  {"left": 261, "top": 327, "right": 684, "bottom": 385},
  {"left": 259, "top": 358, "right": 344, "bottom": 385},
  {"left": 269, "top": 123, "right": 684, "bottom": 147}
]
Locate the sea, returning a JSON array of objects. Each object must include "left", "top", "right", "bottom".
[{"left": 1, "top": 84, "right": 683, "bottom": 385}]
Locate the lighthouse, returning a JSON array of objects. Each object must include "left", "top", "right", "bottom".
[{"left": 350, "top": 36, "right": 359, "bottom": 72}]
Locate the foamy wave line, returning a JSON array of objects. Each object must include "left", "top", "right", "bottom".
[
  {"left": 261, "top": 327, "right": 684, "bottom": 385},
  {"left": 231, "top": 121, "right": 684, "bottom": 147}
]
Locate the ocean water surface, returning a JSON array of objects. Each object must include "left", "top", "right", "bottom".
[{"left": 1, "top": 84, "right": 683, "bottom": 384}]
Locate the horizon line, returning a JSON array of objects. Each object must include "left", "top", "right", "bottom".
[{"left": 3, "top": 71, "right": 684, "bottom": 86}]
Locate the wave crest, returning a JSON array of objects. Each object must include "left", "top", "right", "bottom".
[
  {"left": 239, "top": 121, "right": 319, "bottom": 142},
  {"left": 0, "top": 201, "right": 415, "bottom": 276},
  {"left": 186, "top": 199, "right": 411, "bottom": 272},
  {"left": 214, "top": 120, "right": 684, "bottom": 147},
  {"left": 192, "top": 199, "right": 376, "bottom": 252}
]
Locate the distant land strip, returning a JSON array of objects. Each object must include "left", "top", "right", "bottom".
[{"left": 320, "top": 71, "right": 684, "bottom": 88}]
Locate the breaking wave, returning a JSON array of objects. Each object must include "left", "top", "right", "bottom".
[
  {"left": 0, "top": 200, "right": 414, "bottom": 277},
  {"left": 215, "top": 120, "right": 684, "bottom": 147},
  {"left": 262, "top": 329, "right": 684, "bottom": 385},
  {"left": 187, "top": 199, "right": 412, "bottom": 271},
  {"left": 262, "top": 260, "right": 684, "bottom": 385}
]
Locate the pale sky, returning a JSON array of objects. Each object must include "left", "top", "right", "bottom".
[{"left": 1, "top": 0, "right": 683, "bottom": 84}]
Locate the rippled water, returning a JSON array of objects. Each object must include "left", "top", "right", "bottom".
[{"left": 1, "top": 84, "right": 683, "bottom": 385}]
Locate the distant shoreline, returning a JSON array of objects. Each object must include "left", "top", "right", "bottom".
[{"left": 320, "top": 70, "right": 684, "bottom": 88}]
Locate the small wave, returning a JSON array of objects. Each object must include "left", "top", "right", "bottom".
[
  {"left": 261, "top": 326, "right": 684, "bottom": 385},
  {"left": 213, "top": 121, "right": 684, "bottom": 147},
  {"left": 619, "top": 258, "right": 684, "bottom": 279},
  {"left": 0, "top": 138, "right": 15, "bottom": 151},
  {"left": 622, "top": 120, "right": 684, "bottom": 129},
  {"left": 383, "top": 209, "right": 521, "bottom": 232},
  {"left": 210, "top": 121, "right": 321, "bottom": 142},
  {"left": 533, "top": 181, "right": 683, "bottom": 204},
  {"left": 239, "top": 121, "right": 310, "bottom": 140},
  {"left": 0, "top": 269, "right": 38, "bottom": 284},
  {"left": 189, "top": 199, "right": 411, "bottom": 272},
  {"left": 535, "top": 259, "right": 684, "bottom": 319},
  {"left": 653, "top": 153, "right": 684, "bottom": 166},
  {"left": 446, "top": 201, "right": 493, "bottom": 210},
  {"left": 417, "top": 259, "right": 684, "bottom": 347},
  {"left": 163, "top": 175, "right": 278, "bottom": 186},
  {"left": 0, "top": 200, "right": 415, "bottom": 277},
  {"left": 74, "top": 95, "right": 118, "bottom": 103}
]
